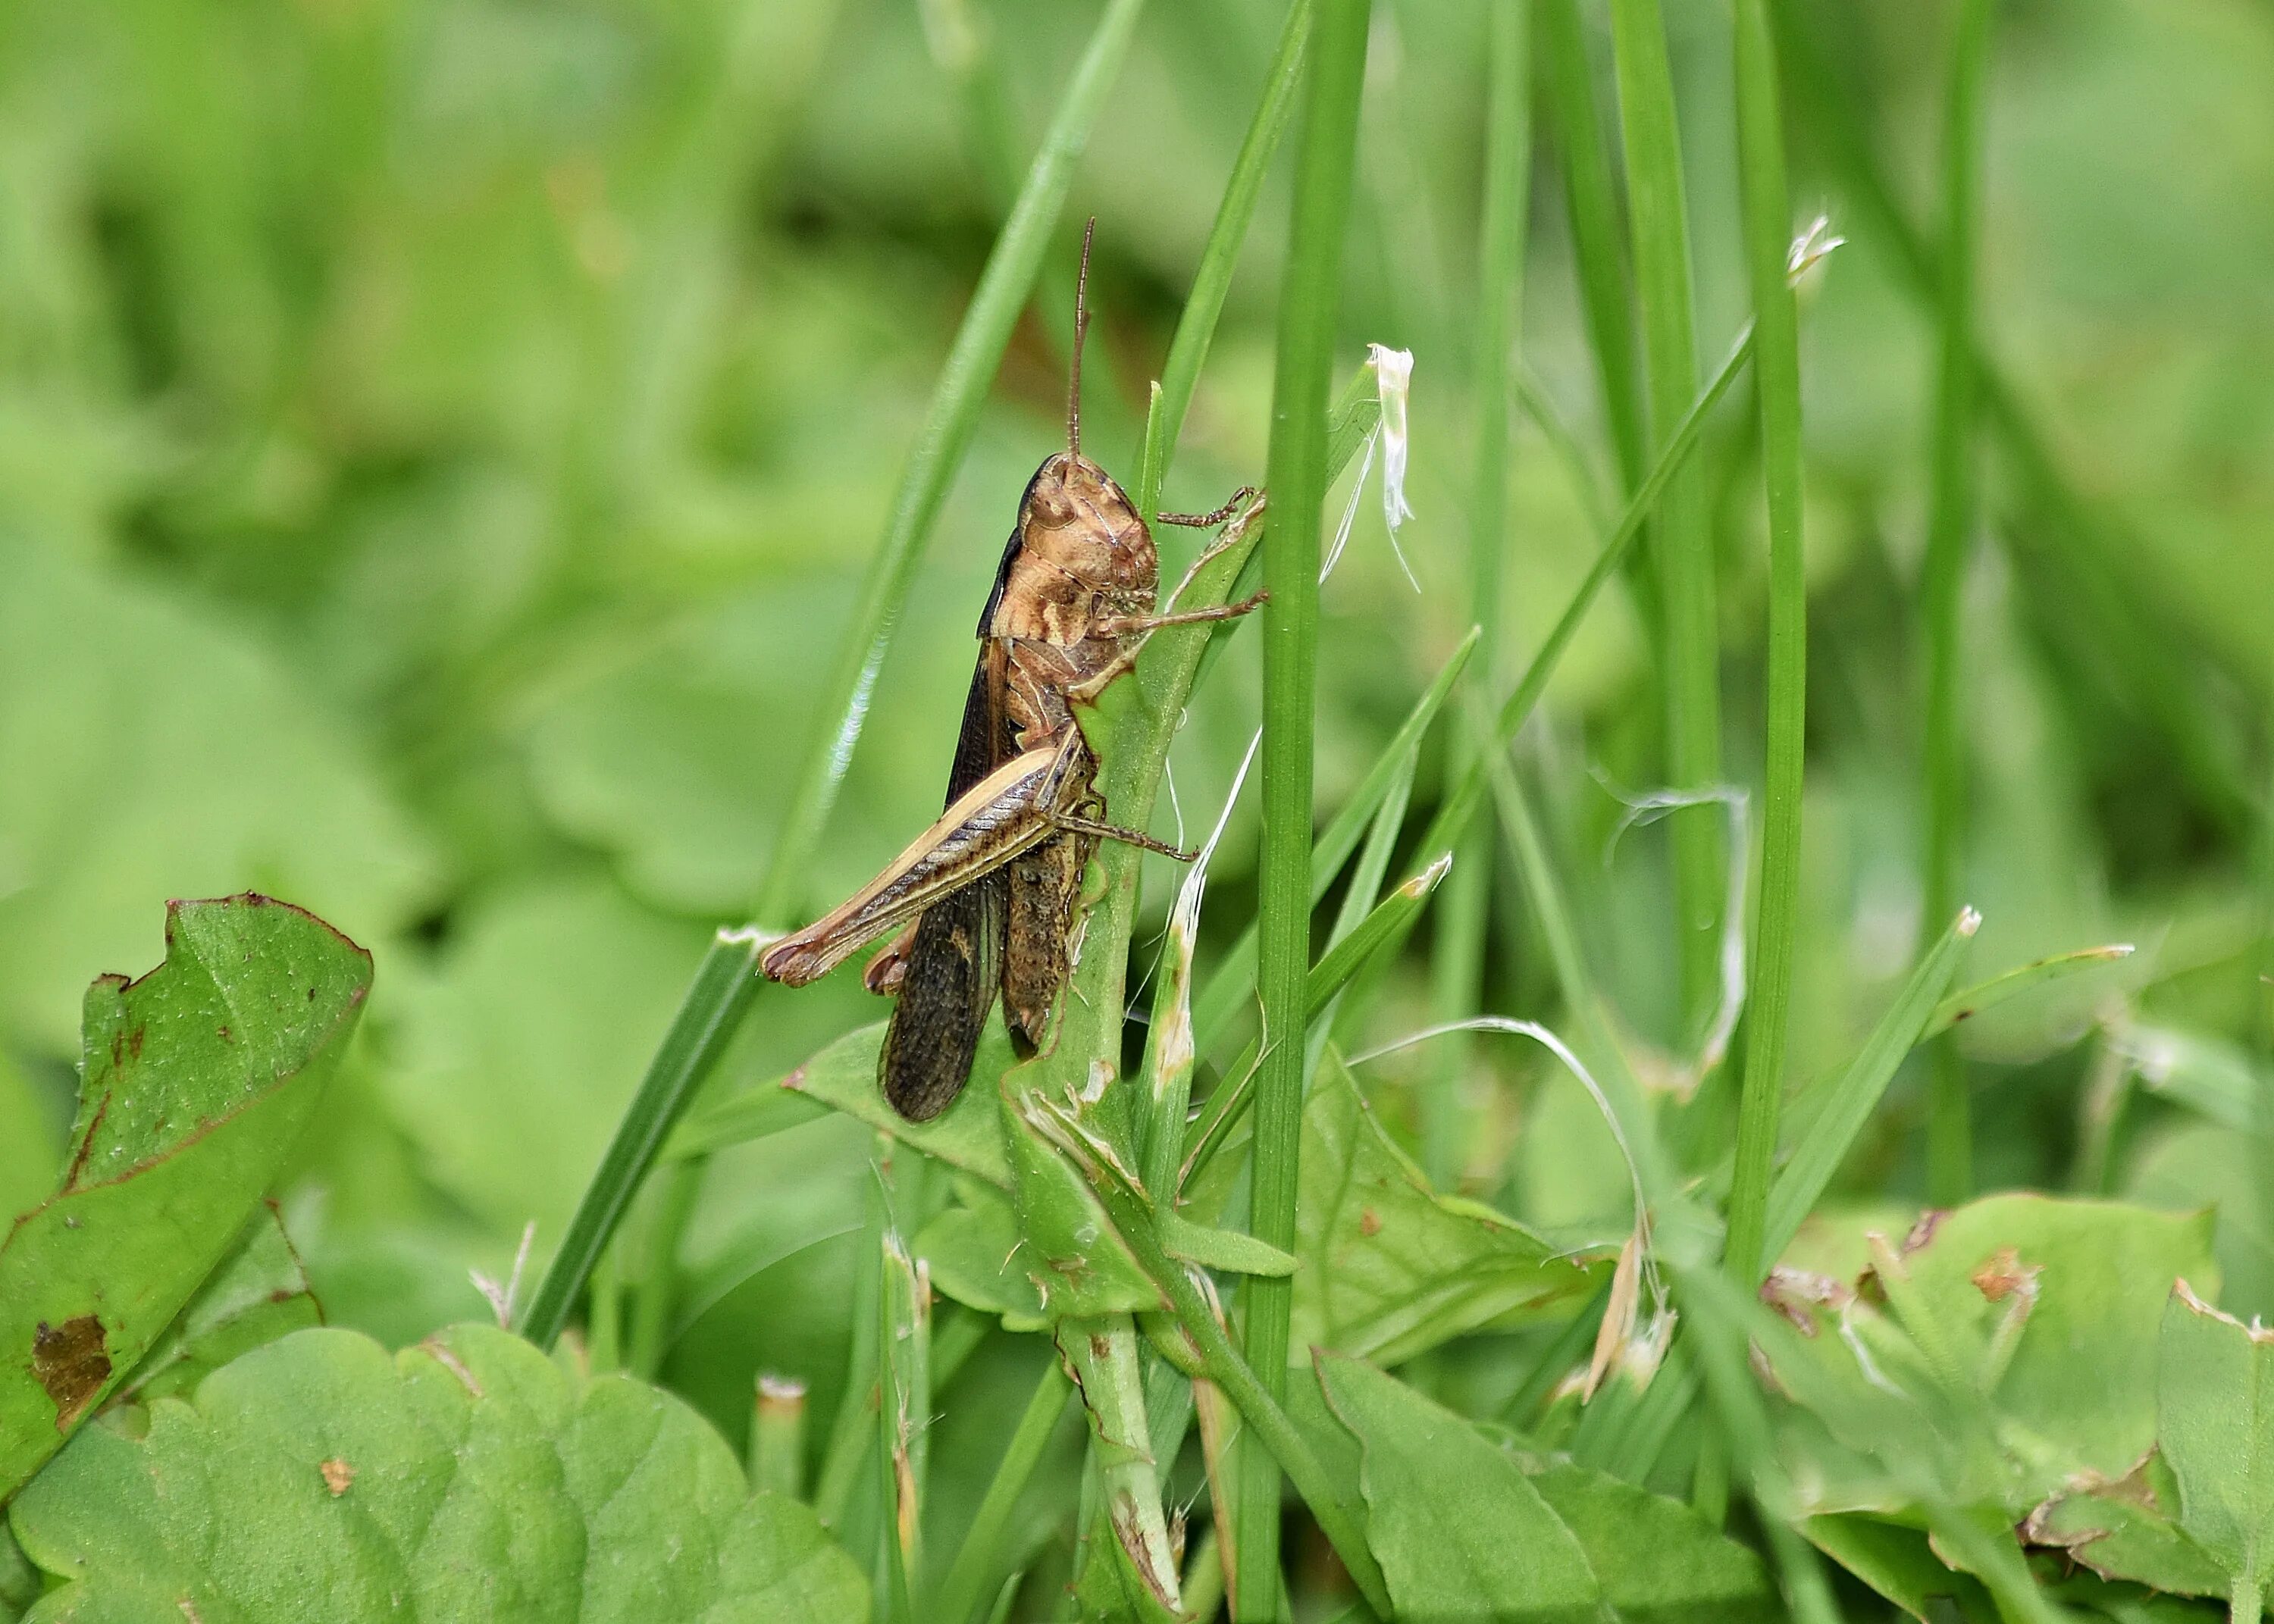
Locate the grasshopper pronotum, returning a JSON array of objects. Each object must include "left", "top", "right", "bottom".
[{"left": 761, "top": 222, "right": 1264, "bottom": 1120}]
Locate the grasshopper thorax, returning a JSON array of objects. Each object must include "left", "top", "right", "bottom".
[{"left": 1012, "top": 449, "right": 1157, "bottom": 605}]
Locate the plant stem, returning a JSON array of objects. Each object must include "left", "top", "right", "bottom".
[
  {"left": 1426, "top": 0, "right": 1533, "bottom": 1191},
  {"left": 750, "top": 1373, "right": 808, "bottom": 1500},
  {"left": 1242, "top": 0, "right": 1373, "bottom": 1607},
  {"left": 1922, "top": 0, "right": 1994, "bottom": 1208},
  {"left": 517, "top": 0, "right": 1150, "bottom": 1352},
  {"left": 1608, "top": 0, "right": 1724, "bottom": 1037},
  {"left": 1722, "top": 0, "right": 1807, "bottom": 1285},
  {"left": 936, "top": 1358, "right": 1074, "bottom": 1624}
]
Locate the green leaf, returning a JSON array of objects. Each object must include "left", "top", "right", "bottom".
[
  {"left": 1766, "top": 1195, "right": 2217, "bottom": 1514},
  {"left": 0, "top": 896, "right": 371, "bottom": 1500},
  {"left": 2157, "top": 1281, "right": 2274, "bottom": 1615},
  {"left": 768, "top": 1020, "right": 1012, "bottom": 1191},
  {"left": 913, "top": 1182, "right": 1046, "bottom": 1331},
  {"left": 1159, "top": 1213, "right": 1295, "bottom": 1278},
  {"left": 1529, "top": 1460, "right": 1774, "bottom": 1623},
  {"left": 121, "top": 1204, "right": 322, "bottom": 1407},
  {"left": 0, "top": 540, "right": 431, "bottom": 1056},
  {"left": 2022, "top": 1451, "right": 2226, "bottom": 1600},
  {"left": 1292, "top": 1053, "right": 1602, "bottom": 1366},
  {"left": 8, "top": 1324, "right": 867, "bottom": 1622},
  {"left": 1924, "top": 943, "right": 2135, "bottom": 1040},
  {"left": 1312, "top": 1351, "right": 1600, "bottom": 1620},
  {"left": 1801, "top": 1514, "right": 1995, "bottom": 1622}
]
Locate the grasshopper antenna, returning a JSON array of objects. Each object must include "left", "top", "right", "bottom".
[{"left": 1067, "top": 216, "right": 1095, "bottom": 458}]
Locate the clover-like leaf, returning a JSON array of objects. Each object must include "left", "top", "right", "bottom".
[{"left": 8, "top": 1323, "right": 866, "bottom": 1623}]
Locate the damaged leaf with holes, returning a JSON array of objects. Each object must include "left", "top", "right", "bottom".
[
  {"left": 7, "top": 1322, "right": 866, "bottom": 1622},
  {"left": 0, "top": 896, "right": 373, "bottom": 1500}
]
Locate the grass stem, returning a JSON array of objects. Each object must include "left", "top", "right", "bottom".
[
  {"left": 1722, "top": 0, "right": 1808, "bottom": 1284},
  {"left": 1425, "top": 0, "right": 1533, "bottom": 1191},
  {"left": 1241, "top": 0, "right": 1374, "bottom": 1606},
  {"left": 1608, "top": 0, "right": 1724, "bottom": 1037}
]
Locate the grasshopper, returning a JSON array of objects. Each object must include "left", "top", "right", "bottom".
[{"left": 761, "top": 222, "right": 1264, "bottom": 1121}]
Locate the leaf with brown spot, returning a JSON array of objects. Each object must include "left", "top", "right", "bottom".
[
  {"left": 30, "top": 1317, "right": 110, "bottom": 1432},
  {"left": 0, "top": 896, "right": 371, "bottom": 1500}
]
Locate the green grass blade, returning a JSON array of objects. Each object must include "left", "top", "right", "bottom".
[
  {"left": 1920, "top": 0, "right": 1995, "bottom": 1206},
  {"left": 1762, "top": 908, "right": 1983, "bottom": 1266},
  {"left": 1192, "top": 623, "right": 1479, "bottom": 1046},
  {"left": 521, "top": 928, "right": 768, "bottom": 1349},
  {"left": 1760, "top": 0, "right": 2251, "bottom": 828},
  {"left": 1723, "top": 0, "right": 1809, "bottom": 1286},
  {"left": 1536, "top": 0, "right": 1649, "bottom": 498},
  {"left": 936, "top": 1360, "right": 1074, "bottom": 1624},
  {"left": 1425, "top": 0, "right": 1533, "bottom": 1188},
  {"left": 1240, "top": 0, "right": 1375, "bottom": 1601},
  {"left": 1608, "top": 0, "right": 1724, "bottom": 1038},
  {"left": 1139, "top": 0, "right": 1315, "bottom": 519},
  {"left": 1925, "top": 943, "right": 2135, "bottom": 1040},
  {"left": 1180, "top": 853, "right": 1452, "bottom": 1188}
]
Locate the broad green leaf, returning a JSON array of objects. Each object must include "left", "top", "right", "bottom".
[
  {"left": 0, "top": 896, "right": 371, "bottom": 1500},
  {"left": 8, "top": 1324, "right": 867, "bottom": 1622},
  {"left": 1313, "top": 1351, "right": 1600, "bottom": 1620},
  {"left": 1802, "top": 1514, "right": 1994, "bottom": 1622},
  {"left": 914, "top": 1181, "right": 1046, "bottom": 1331},
  {"left": 1765, "top": 1196, "right": 2216, "bottom": 1516},
  {"left": 1292, "top": 1053, "right": 1602, "bottom": 1366},
  {"left": 121, "top": 1204, "right": 322, "bottom": 1406},
  {"left": 0, "top": 540, "right": 432, "bottom": 1055},
  {"left": 2022, "top": 1451, "right": 2225, "bottom": 1599},
  {"left": 2157, "top": 1282, "right": 2274, "bottom": 1613},
  {"left": 1528, "top": 1460, "right": 1773, "bottom": 1623},
  {"left": 766, "top": 1019, "right": 1012, "bottom": 1190}
]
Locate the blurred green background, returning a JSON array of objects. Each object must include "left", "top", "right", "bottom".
[{"left": 2, "top": 0, "right": 2270, "bottom": 1460}]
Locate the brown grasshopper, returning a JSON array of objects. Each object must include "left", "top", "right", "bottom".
[{"left": 760, "top": 222, "right": 1264, "bottom": 1121}]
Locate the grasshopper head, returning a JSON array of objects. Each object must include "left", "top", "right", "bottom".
[{"left": 1016, "top": 449, "right": 1157, "bottom": 596}]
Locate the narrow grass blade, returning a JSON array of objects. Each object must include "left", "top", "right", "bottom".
[
  {"left": 1762, "top": 908, "right": 1984, "bottom": 1265},
  {"left": 1426, "top": 0, "right": 1533, "bottom": 1187},
  {"left": 1181, "top": 853, "right": 1453, "bottom": 1187},
  {"left": 1723, "top": 0, "right": 1810, "bottom": 1286},
  {"left": 1139, "top": 0, "right": 1315, "bottom": 519},
  {"left": 1920, "top": 0, "right": 1996, "bottom": 1206},
  {"left": 1537, "top": 0, "right": 1649, "bottom": 499},
  {"left": 1192, "top": 624, "right": 1478, "bottom": 1046},
  {"left": 936, "top": 1360, "right": 1074, "bottom": 1624},
  {"left": 1925, "top": 943, "right": 2135, "bottom": 1040},
  {"left": 1608, "top": 0, "right": 1724, "bottom": 1033},
  {"left": 522, "top": 927, "right": 769, "bottom": 1349},
  {"left": 876, "top": 1229, "right": 930, "bottom": 1623},
  {"left": 1241, "top": 0, "right": 1376, "bottom": 1603}
]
